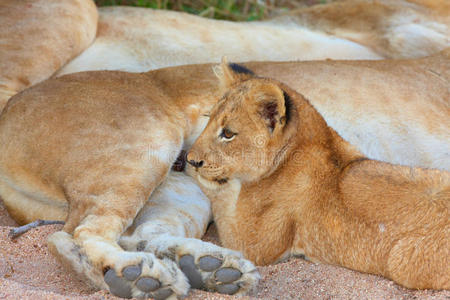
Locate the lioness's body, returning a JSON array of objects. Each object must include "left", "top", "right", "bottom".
[
  {"left": 0, "top": 0, "right": 97, "bottom": 110},
  {"left": 1, "top": 52, "right": 448, "bottom": 297},
  {"left": 1, "top": 0, "right": 448, "bottom": 111},
  {"left": 59, "top": 0, "right": 449, "bottom": 76},
  {"left": 1, "top": 53, "right": 449, "bottom": 224},
  {"left": 188, "top": 62, "right": 449, "bottom": 290},
  {"left": 1, "top": 0, "right": 449, "bottom": 297}
]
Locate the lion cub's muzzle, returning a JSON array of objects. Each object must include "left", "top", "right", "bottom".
[
  {"left": 186, "top": 151, "right": 204, "bottom": 169},
  {"left": 187, "top": 159, "right": 204, "bottom": 169}
]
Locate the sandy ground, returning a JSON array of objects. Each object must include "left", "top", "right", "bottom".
[{"left": 0, "top": 198, "right": 448, "bottom": 300}]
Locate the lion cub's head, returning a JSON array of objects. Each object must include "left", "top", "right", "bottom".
[{"left": 187, "top": 59, "right": 298, "bottom": 187}]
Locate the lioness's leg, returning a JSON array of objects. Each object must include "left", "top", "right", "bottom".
[
  {"left": 48, "top": 164, "right": 190, "bottom": 299},
  {"left": 120, "top": 172, "right": 260, "bottom": 295}
]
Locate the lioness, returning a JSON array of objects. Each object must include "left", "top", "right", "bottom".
[
  {"left": 187, "top": 60, "right": 450, "bottom": 290},
  {"left": 1, "top": 52, "right": 448, "bottom": 298},
  {"left": 59, "top": 0, "right": 449, "bottom": 76},
  {"left": 2, "top": 0, "right": 448, "bottom": 111},
  {"left": 0, "top": 0, "right": 97, "bottom": 110},
  {"left": 1, "top": 0, "right": 449, "bottom": 298}
]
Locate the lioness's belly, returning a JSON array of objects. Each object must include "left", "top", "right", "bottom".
[{"left": 0, "top": 178, "right": 68, "bottom": 225}]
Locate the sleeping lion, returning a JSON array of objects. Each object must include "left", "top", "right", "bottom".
[
  {"left": 187, "top": 60, "right": 450, "bottom": 290},
  {"left": 1, "top": 52, "right": 448, "bottom": 298},
  {"left": 0, "top": 0, "right": 449, "bottom": 298},
  {"left": 3, "top": 0, "right": 449, "bottom": 110}
]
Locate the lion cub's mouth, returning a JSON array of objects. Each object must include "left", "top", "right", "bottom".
[
  {"left": 214, "top": 178, "right": 229, "bottom": 184},
  {"left": 191, "top": 172, "right": 230, "bottom": 190}
]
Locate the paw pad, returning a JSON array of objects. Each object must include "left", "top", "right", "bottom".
[
  {"left": 178, "top": 254, "right": 246, "bottom": 295},
  {"left": 215, "top": 268, "right": 242, "bottom": 283},
  {"left": 179, "top": 255, "right": 203, "bottom": 289},
  {"left": 123, "top": 265, "right": 141, "bottom": 281},
  {"left": 104, "top": 263, "right": 174, "bottom": 299},
  {"left": 217, "top": 283, "right": 240, "bottom": 295},
  {"left": 198, "top": 256, "right": 222, "bottom": 271},
  {"left": 136, "top": 277, "right": 160, "bottom": 292},
  {"left": 104, "top": 268, "right": 133, "bottom": 298},
  {"left": 152, "top": 288, "right": 174, "bottom": 300}
]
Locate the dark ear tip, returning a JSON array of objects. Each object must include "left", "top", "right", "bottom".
[
  {"left": 282, "top": 91, "right": 291, "bottom": 102},
  {"left": 282, "top": 90, "right": 292, "bottom": 124},
  {"left": 228, "top": 63, "right": 255, "bottom": 75}
]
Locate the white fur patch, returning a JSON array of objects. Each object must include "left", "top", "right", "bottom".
[{"left": 57, "top": 7, "right": 382, "bottom": 76}]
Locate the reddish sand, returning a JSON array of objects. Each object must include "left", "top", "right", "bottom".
[{"left": 1, "top": 198, "right": 448, "bottom": 300}]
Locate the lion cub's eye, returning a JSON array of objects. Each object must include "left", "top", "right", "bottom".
[{"left": 219, "top": 128, "right": 236, "bottom": 141}]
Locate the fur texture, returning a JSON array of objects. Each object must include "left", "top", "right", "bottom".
[
  {"left": 0, "top": 0, "right": 97, "bottom": 110},
  {"left": 187, "top": 61, "right": 450, "bottom": 290},
  {"left": 0, "top": 0, "right": 449, "bottom": 297},
  {"left": 58, "top": 0, "right": 449, "bottom": 76},
  {"left": 0, "top": 53, "right": 448, "bottom": 297}
]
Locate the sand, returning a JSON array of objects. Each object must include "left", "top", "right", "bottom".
[{"left": 0, "top": 198, "right": 448, "bottom": 300}]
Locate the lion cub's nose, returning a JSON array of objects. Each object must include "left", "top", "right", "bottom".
[
  {"left": 187, "top": 151, "right": 204, "bottom": 168},
  {"left": 187, "top": 159, "right": 204, "bottom": 168}
]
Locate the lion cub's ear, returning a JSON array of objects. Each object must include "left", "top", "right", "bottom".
[
  {"left": 213, "top": 57, "right": 254, "bottom": 89},
  {"left": 256, "top": 86, "right": 289, "bottom": 134}
]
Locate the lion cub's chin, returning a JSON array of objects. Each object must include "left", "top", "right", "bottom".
[
  {"left": 196, "top": 175, "right": 223, "bottom": 190},
  {"left": 186, "top": 166, "right": 222, "bottom": 191}
]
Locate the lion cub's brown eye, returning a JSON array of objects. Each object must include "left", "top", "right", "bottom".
[{"left": 220, "top": 128, "right": 236, "bottom": 140}]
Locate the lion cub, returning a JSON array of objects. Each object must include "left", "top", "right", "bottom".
[{"left": 187, "top": 61, "right": 450, "bottom": 290}]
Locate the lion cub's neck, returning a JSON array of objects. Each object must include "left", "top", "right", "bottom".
[
  {"left": 214, "top": 88, "right": 366, "bottom": 264},
  {"left": 277, "top": 86, "right": 365, "bottom": 177}
]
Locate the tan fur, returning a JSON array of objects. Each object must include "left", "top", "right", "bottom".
[
  {"left": 187, "top": 61, "right": 450, "bottom": 290},
  {"left": 0, "top": 0, "right": 97, "bottom": 110},
  {"left": 58, "top": 0, "right": 449, "bottom": 75},
  {"left": 1, "top": 0, "right": 448, "bottom": 112},
  {"left": 276, "top": 0, "right": 450, "bottom": 59},
  {"left": 0, "top": 0, "right": 448, "bottom": 297},
  {"left": 0, "top": 53, "right": 448, "bottom": 296}
]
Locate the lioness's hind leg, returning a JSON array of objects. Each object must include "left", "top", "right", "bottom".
[
  {"left": 53, "top": 162, "right": 190, "bottom": 299},
  {"left": 120, "top": 172, "right": 260, "bottom": 296},
  {"left": 48, "top": 231, "right": 188, "bottom": 299},
  {"left": 0, "top": 179, "right": 67, "bottom": 225}
]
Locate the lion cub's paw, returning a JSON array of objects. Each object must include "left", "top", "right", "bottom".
[
  {"left": 104, "top": 253, "right": 189, "bottom": 299},
  {"left": 176, "top": 243, "right": 260, "bottom": 295}
]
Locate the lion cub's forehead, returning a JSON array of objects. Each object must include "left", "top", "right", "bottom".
[
  {"left": 210, "top": 80, "right": 283, "bottom": 124},
  {"left": 226, "top": 80, "right": 283, "bottom": 105},
  {"left": 252, "top": 81, "right": 284, "bottom": 101}
]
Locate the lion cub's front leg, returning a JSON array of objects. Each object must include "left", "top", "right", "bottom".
[
  {"left": 47, "top": 169, "right": 189, "bottom": 299},
  {"left": 119, "top": 172, "right": 260, "bottom": 296}
]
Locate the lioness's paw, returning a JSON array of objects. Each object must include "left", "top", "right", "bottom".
[
  {"left": 177, "top": 248, "right": 260, "bottom": 295},
  {"left": 120, "top": 236, "right": 259, "bottom": 296},
  {"left": 104, "top": 253, "right": 189, "bottom": 299}
]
